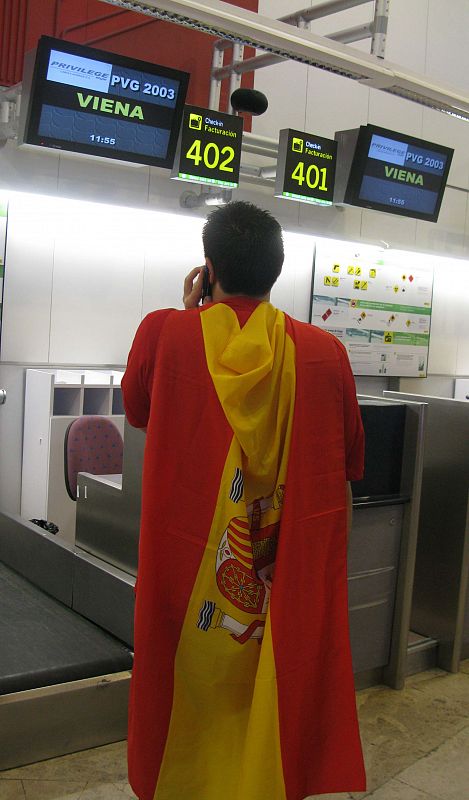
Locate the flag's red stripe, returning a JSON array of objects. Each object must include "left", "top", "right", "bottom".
[
  {"left": 229, "top": 519, "right": 250, "bottom": 533},
  {"left": 128, "top": 308, "right": 233, "bottom": 800},
  {"left": 227, "top": 534, "right": 252, "bottom": 554},
  {"left": 271, "top": 319, "right": 366, "bottom": 798}
]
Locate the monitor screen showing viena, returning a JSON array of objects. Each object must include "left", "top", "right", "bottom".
[
  {"left": 342, "top": 125, "right": 454, "bottom": 223},
  {"left": 19, "top": 36, "right": 189, "bottom": 169}
]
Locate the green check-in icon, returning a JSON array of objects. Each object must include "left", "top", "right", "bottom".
[
  {"left": 292, "top": 137, "right": 303, "bottom": 153},
  {"left": 189, "top": 113, "right": 202, "bottom": 130}
]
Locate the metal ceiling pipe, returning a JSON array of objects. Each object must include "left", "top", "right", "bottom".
[
  {"left": 328, "top": 23, "right": 372, "bottom": 45},
  {"left": 279, "top": 0, "right": 373, "bottom": 27},
  {"left": 98, "top": 0, "right": 469, "bottom": 121}
]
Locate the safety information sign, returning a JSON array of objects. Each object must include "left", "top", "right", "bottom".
[{"left": 311, "top": 241, "right": 434, "bottom": 377}]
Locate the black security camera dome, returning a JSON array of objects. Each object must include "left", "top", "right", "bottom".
[{"left": 230, "top": 88, "right": 268, "bottom": 116}]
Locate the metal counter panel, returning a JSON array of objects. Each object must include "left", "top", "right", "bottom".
[
  {"left": 348, "top": 505, "right": 404, "bottom": 576},
  {"left": 385, "top": 391, "right": 469, "bottom": 672},
  {"left": 75, "top": 421, "right": 145, "bottom": 575}
]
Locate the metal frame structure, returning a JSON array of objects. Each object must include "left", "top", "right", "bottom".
[
  {"left": 1, "top": 0, "right": 468, "bottom": 200},
  {"left": 209, "top": 0, "right": 389, "bottom": 115},
  {"left": 99, "top": 0, "right": 469, "bottom": 121}
]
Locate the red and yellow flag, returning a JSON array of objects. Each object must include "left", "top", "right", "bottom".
[{"left": 126, "top": 299, "right": 366, "bottom": 800}]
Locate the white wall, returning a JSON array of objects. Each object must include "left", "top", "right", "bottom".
[
  {"left": 1, "top": 188, "right": 468, "bottom": 515},
  {"left": 254, "top": 0, "right": 469, "bottom": 258},
  {"left": 2, "top": 189, "right": 468, "bottom": 377},
  {"left": 2, "top": 0, "right": 469, "bottom": 511}
]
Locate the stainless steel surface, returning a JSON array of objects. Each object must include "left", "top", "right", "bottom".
[
  {"left": 0, "top": 511, "right": 75, "bottom": 606},
  {"left": 354, "top": 666, "right": 386, "bottom": 691},
  {"left": 72, "top": 550, "right": 135, "bottom": 647},
  {"left": 383, "top": 398, "right": 427, "bottom": 689},
  {"left": 75, "top": 420, "right": 145, "bottom": 575},
  {"left": 348, "top": 504, "right": 403, "bottom": 575},
  {"left": 457, "top": 491, "right": 469, "bottom": 663},
  {"left": 0, "top": 510, "right": 135, "bottom": 644},
  {"left": 0, "top": 389, "right": 6, "bottom": 405},
  {"left": 358, "top": 395, "right": 427, "bottom": 689},
  {"left": 348, "top": 504, "right": 405, "bottom": 675},
  {"left": 348, "top": 566, "right": 396, "bottom": 673},
  {"left": 406, "top": 637, "right": 438, "bottom": 676},
  {"left": 0, "top": 672, "right": 130, "bottom": 770},
  {"left": 385, "top": 391, "right": 469, "bottom": 673}
]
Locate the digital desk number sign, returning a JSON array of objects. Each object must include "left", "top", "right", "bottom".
[
  {"left": 172, "top": 105, "right": 244, "bottom": 188},
  {"left": 275, "top": 128, "right": 337, "bottom": 205}
]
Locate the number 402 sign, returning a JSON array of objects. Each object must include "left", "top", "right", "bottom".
[
  {"left": 171, "top": 104, "right": 243, "bottom": 188},
  {"left": 275, "top": 128, "right": 337, "bottom": 206}
]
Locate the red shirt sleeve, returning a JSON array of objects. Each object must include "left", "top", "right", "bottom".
[
  {"left": 334, "top": 340, "right": 365, "bottom": 482},
  {"left": 122, "top": 309, "right": 174, "bottom": 429}
]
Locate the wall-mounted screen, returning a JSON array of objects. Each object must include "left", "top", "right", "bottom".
[
  {"left": 335, "top": 124, "right": 453, "bottom": 222},
  {"left": 18, "top": 36, "right": 189, "bottom": 169},
  {"left": 171, "top": 105, "right": 243, "bottom": 188},
  {"left": 275, "top": 128, "right": 337, "bottom": 206}
]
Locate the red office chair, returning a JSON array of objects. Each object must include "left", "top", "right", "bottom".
[{"left": 64, "top": 416, "right": 123, "bottom": 500}]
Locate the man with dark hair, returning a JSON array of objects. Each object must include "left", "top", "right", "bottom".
[
  {"left": 201, "top": 200, "right": 283, "bottom": 296},
  {"left": 122, "top": 201, "right": 366, "bottom": 800}
]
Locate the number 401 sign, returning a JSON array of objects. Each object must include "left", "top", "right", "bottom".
[
  {"left": 275, "top": 128, "right": 337, "bottom": 206},
  {"left": 171, "top": 104, "right": 243, "bottom": 188}
]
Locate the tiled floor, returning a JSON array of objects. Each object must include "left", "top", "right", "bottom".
[{"left": 1, "top": 660, "right": 468, "bottom": 799}]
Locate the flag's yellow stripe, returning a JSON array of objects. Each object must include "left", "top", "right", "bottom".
[
  {"left": 237, "top": 611, "right": 286, "bottom": 800},
  {"left": 230, "top": 519, "right": 250, "bottom": 534},
  {"left": 228, "top": 531, "right": 252, "bottom": 552},
  {"left": 230, "top": 554, "right": 253, "bottom": 571},
  {"left": 154, "top": 440, "right": 268, "bottom": 800}
]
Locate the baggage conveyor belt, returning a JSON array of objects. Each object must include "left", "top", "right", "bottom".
[
  {"left": 0, "top": 525, "right": 134, "bottom": 771},
  {"left": 0, "top": 562, "right": 133, "bottom": 695}
]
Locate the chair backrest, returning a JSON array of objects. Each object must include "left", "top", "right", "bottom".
[{"left": 64, "top": 416, "right": 124, "bottom": 500}]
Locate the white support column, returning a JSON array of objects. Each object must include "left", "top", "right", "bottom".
[
  {"left": 208, "top": 44, "right": 225, "bottom": 111},
  {"left": 371, "top": 0, "right": 389, "bottom": 59},
  {"left": 228, "top": 43, "right": 244, "bottom": 114}
]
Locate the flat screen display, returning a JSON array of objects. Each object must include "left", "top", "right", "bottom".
[
  {"left": 19, "top": 36, "right": 189, "bottom": 169},
  {"left": 343, "top": 125, "right": 453, "bottom": 222}
]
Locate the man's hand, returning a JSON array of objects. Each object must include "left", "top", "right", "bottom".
[{"left": 183, "top": 267, "right": 205, "bottom": 309}]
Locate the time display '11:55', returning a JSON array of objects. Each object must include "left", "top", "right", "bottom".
[{"left": 90, "top": 134, "right": 116, "bottom": 145}]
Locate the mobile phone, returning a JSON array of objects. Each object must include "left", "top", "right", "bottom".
[{"left": 201, "top": 266, "right": 211, "bottom": 303}]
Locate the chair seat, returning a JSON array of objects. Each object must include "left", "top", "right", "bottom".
[{"left": 65, "top": 416, "right": 124, "bottom": 500}]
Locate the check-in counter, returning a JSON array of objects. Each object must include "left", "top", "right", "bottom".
[
  {"left": 75, "top": 397, "right": 426, "bottom": 689},
  {"left": 384, "top": 392, "right": 469, "bottom": 671},
  {"left": 75, "top": 421, "right": 144, "bottom": 575},
  {"left": 348, "top": 397, "right": 426, "bottom": 689}
]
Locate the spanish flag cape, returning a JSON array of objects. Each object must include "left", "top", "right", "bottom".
[{"left": 125, "top": 298, "right": 366, "bottom": 800}]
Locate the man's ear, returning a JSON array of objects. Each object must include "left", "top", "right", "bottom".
[{"left": 205, "top": 257, "right": 215, "bottom": 284}]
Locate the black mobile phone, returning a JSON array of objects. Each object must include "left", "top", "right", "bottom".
[{"left": 201, "top": 266, "right": 211, "bottom": 303}]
